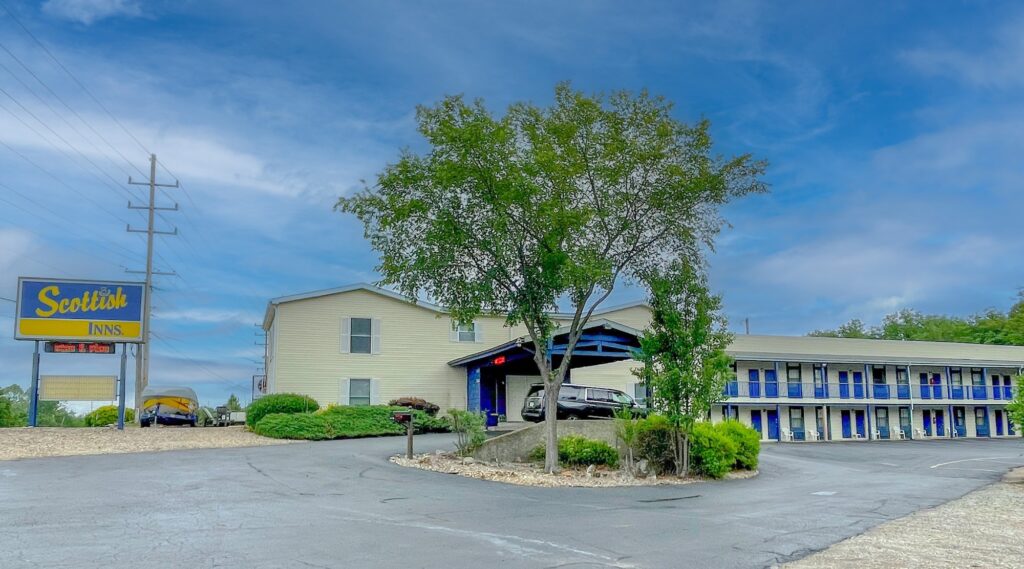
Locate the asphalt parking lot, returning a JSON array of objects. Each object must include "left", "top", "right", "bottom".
[{"left": 1, "top": 436, "right": 1022, "bottom": 569}]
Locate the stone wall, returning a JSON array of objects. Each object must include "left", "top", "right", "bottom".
[{"left": 472, "top": 420, "right": 618, "bottom": 463}]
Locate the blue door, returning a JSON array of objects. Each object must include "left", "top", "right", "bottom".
[
  {"left": 1004, "top": 377, "right": 1013, "bottom": 400},
  {"left": 972, "top": 370, "right": 987, "bottom": 400},
  {"left": 923, "top": 409, "right": 932, "bottom": 436},
  {"left": 839, "top": 371, "right": 850, "bottom": 399},
  {"left": 953, "top": 407, "right": 967, "bottom": 437},
  {"left": 950, "top": 370, "right": 965, "bottom": 400},
  {"left": 841, "top": 410, "right": 852, "bottom": 438},
  {"left": 897, "top": 369, "right": 910, "bottom": 399},
  {"left": 855, "top": 411, "right": 866, "bottom": 438},
  {"left": 992, "top": 376, "right": 1001, "bottom": 400},
  {"left": 767, "top": 410, "right": 780, "bottom": 440},
  {"left": 814, "top": 367, "right": 827, "bottom": 398},
  {"left": 995, "top": 410, "right": 1004, "bottom": 436},
  {"left": 748, "top": 369, "right": 761, "bottom": 398},
  {"left": 919, "top": 373, "right": 931, "bottom": 399},
  {"left": 935, "top": 410, "right": 945, "bottom": 437},
  {"left": 751, "top": 410, "right": 763, "bottom": 435},
  {"left": 931, "top": 374, "right": 943, "bottom": 399},
  {"left": 853, "top": 372, "right": 865, "bottom": 399},
  {"left": 974, "top": 407, "right": 989, "bottom": 437},
  {"left": 765, "top": 369, "right": 779, "bottom": 398}
]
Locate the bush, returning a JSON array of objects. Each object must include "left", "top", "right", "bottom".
[
  {"left": 716, "top": 420, "right": 760, "bottom": 470},
  {"left": 529, "top": 435, "right": 619, "bottom": 468},
  {"left": 254, "top": 413, "right": 333, "bottom": 440},
  {"left": 448, "top": 409, "right": 486, "bottom": 456},
  {"left": 635, "top": 415, "right": 676, "bottom": 474},
  {"left": 246, "top": 393, "right": 319, "bottom": 428},
  {"left": 388, "top": 397, "right": 441, "bottom": 416},
  {"left": 411, "top": 410, "right": 451, "bottom": 433},
  {"left": 690, "top": 422, "right": 738, "bottom": 479},
  {"left": 83, "top": 405, "right": 135, "bottom": 427}
]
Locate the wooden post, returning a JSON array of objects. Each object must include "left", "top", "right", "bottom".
[{"left": 406, "top": 419, "right": 414, "bottom": 459}]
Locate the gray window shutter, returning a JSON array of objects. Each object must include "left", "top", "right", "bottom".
[
  {"left": 339, "top": 378, "right": 350, "bottom": 405},
  {"left": 340, "top": 318, "right": 351, "bottom": 354},
  {"left": 474, "top": 321, "right": 483, "bottom": 343},
  {"left": 370, "top": 378, "right": 381, "bottom": 405},
  {"left": 371, "top": 319, "right": 382, "bottom": 354}
]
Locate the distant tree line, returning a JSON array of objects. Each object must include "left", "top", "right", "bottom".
[
  {"left": 809, "top": 294, "right": 1024, "bottom": 345},
  {"left": 0, "top": 384, "right": 84, "bottom": 427}
]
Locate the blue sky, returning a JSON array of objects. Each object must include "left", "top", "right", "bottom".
[{"left": 1, "top": 0, "right": 1023, "bottom": 409}]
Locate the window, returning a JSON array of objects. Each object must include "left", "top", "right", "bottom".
[
  {"left": 589, "top": 389, "right": 614, "bottom": 403},
  {"left": 950, "top": 368, "right": 963, "bottom": 386},
  {"left": 787, "top": 364, "right": 802, "bottom": 383},
  {"left": 350, "top": 317, "right": 372, "bottom": 354},
  {"left": 789, "top": 407, "right": 804, "bottom": 429},
  {"left": 899, "top": 407, "right": 911, "bottom": 431},
  {"left": 812, "top": 365, "right": 824, "bottom": 386},
  {"left": 633, "top": 383, "right": 649, "bottom": 404},
  {"left": 612, "top": 391, "right": 634, "bottom": 406},
  {"left": 560, "top": 385, "right": 584, "bottom": 401},
  {"left": 875, "top": 407, "right": 889, "bottom": 427},
  {"left": 896, "top": 367, "right": 909, "bottom": 385},
  {"left": 451, "top": 321, "right": 479, "bottom": 342},
  {"left": 872, "top": 365, "right": 886, "bottom": 385},
  {"left": 724, "top": 406, "right": 739, "bottom": 420},
  {"left": 971, "top": 368, "right": 984, "bottom": 386},
  {"left": 349, "top": 378, "right": 371, "bottom": 406}
]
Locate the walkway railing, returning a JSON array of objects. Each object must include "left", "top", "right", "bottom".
[{"left": 722, "top": 380, "right": 1019, "bottom": 402}]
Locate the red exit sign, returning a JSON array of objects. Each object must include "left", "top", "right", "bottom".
[{"left": 44, "top": 342, "right": 116, "bottom": 354}]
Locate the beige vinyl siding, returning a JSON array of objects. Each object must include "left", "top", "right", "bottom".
[
  {"left": 571, "top": 359, "right": 642, "bottom": 395},
  {"left": 273, "top": 289, "right": 511, "bottom": 410}
]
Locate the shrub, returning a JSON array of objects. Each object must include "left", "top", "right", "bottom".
[
  {"left": 635, "top": 414, "right": 676, "bottom": 474},
  {"left": 246, "top": 393, "right": 319, "bottom": 428},
  {"left": 84, "top": 405, "right": 135, "bottom": 427},
  {"left": 254, "top": 413, "right": 333, "bottom": 440},
  {"left": 388, "top": 397, "right": 441, "bottom": 417},
  {"left": 318, "top": 405, "right": 405, "bottom": 437},
  {"left": 411, "top": 410, "right": 451, "bottom": 433},
  {"left": 529, "top": 435, "right": 619, "bottom": 467},
  {"left": 448, "top": 409, "right": 486, "bottom": 456},
  {"left": 690, "top": 422, "right": 738, "bottom": 479},
  {"left": 716, "top": 420, "right": 760, "bottom": 470}
]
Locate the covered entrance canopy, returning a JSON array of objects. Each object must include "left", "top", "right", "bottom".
[{"left": 448, "top": 319, "right": 642, "bottom": 424}]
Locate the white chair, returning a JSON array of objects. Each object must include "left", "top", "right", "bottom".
[
  {"left": 895, "top": 429, "right": 907, "bottom": 440},
  {"left": 806, "top": 429, "right": 820, "bottom": 441},
  {"left": 951, "top": 429, "right": 959, "bottom": 438},
  {"left": 914, "top": 428, "right": 927, "bottom": 439},
  {"left": 852, "top": 432, "right": 864, "bottom": 440},
  {"left": 781, "top": 429, "right": 793, "bottom": 442},
  {"left": 872, "top": 428, "right": 881, "bottom": 440}
]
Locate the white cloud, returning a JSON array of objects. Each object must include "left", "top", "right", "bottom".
[
  {"left": 902, "top": 17, "right": 1024, "bottom": 89},
  {"left": 154, "top": 308, "right": 261, "bottom": 325},
  {"left": 42, "top": 0, "right": 142, "bottom": 25}
]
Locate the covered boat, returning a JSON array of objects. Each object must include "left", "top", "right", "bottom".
[{"left": 140, "top": 386, "right": 199, "bottom": 427}]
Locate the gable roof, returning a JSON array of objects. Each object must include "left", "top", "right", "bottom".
[
  {"left": 262, "top": 282, "right": 650, "bottom": 329},
  {"left": 447, "top": 318, "right": 642, "bottom": 367}
]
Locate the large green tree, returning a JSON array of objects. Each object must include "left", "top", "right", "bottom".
[
  {"left": 338, "top": 83, "right": 765, "bottom": 472},
  {"left": 633, "top": 266, "right": 733, "bottom": 475},
  {"left": 810, "top": 294, "right": 1024, "bottom": 345}
]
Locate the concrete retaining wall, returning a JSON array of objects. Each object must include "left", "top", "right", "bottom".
[{"left": 472, "top": 420, "right": 618, "bottom": 463}]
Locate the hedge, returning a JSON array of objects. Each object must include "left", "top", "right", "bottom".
[
  {"left": 530, "top": 435, "right": 619, "bottom": 467},
  {"left": 252, "top": 405, "right": 450, "bottom": 440},
  {"left": 690, "top": 422, "right": 738, "bottom": 479},
  {"left": 84, "top": 405, "right": 135, "bottom": 427},
  {"left": 245, "top": 393, "right": 319, "bottom": 427},
  {"left": 716, "top": 420, "right": 760, "bottom": 470},
  {"left": 634, "top": 414, "right": 676, "bottom": 474}
]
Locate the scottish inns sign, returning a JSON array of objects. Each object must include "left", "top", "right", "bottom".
[{"left": 15, "top": 278, "right": 146, "bottom": 342}]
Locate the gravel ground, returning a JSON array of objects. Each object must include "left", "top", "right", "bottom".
[
  {"left": 786, "top": 468, "right": 1024, "bottom": 568},
  {"left": 0, "top": 425, "right": 296, "bottom": 460},
  {"left": 391, "top": 452, "right": 757, "bottom": 487}
]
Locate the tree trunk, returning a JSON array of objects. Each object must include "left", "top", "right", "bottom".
[
  {"left": 681, "top": 433, "right": 690, "bottom": 476},
  {"left": 543, "top": 380, "right": 560, "bottom": 473}
]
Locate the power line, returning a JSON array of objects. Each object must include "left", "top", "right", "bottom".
[{"left": 0, "top": 1, "right": 152, "bottom": 156}]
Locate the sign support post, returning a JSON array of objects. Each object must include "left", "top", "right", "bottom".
[
  {"left": 117, "top": 343, "right": 128, "bottom": 431},
  {"left": 28, "top": 340, "right": 40, "bottom": 427}
]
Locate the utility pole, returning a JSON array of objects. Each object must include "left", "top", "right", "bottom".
[{"left": 127, "top": 154, "right": 178, "bottom": 415}]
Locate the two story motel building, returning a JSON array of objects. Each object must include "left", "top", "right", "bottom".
[{"left": 262, "top": 283, "right": 1022, "bottom": 442}]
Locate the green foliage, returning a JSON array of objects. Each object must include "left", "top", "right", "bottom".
[
  {"left": 225, "top": 393, "right": 243, "bottom": 412},
  {"left": 0, "top": 384, "right": 83, "bottom": 427},
  {"left": 337, "top": 83, "right": 766, "bottom": 472},
  {"left": 809, "top": 296, "right": 1024, "bottom": 346},
  {"left": 246, "top": 393, "right": 319, "bottom": 427},
  {"left": 1008, "top": 377, "right": 1024, "bottom": 429},
  {"left": 254, "top": 413, "right": 334, "bottom": 440},
  {"left": 689, "top": 422, "right": 738, "bottom": 479},
  {"left": 633, "top": 265, "right": 733, "bottom": 474},
  {"left": 614, "top": 407, "right": 641, "bottom": 473},
  {"left": 634, "top": 414, "right": 676, "bottom": 474},
  {"left": 388, "top": 397, "right": 441, "bottom": 416},
  {"left": 83, "top": 405, "right": 135, "bottom": 427},
  {"left": 196, "top": 406, "right": 217, "bottom": 427},
  {"left": 716, "top": 420, "right": 760, "bottom": 470},
  {"left": 448, "top": 409, "right": 486, "bottom": 456},
  {"left": 529, "top": 435, "right": 619, "bottom": 467}
]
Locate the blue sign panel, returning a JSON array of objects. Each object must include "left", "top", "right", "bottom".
[{"left": 15, "top": 277, "right": 146, "bottom": 342}]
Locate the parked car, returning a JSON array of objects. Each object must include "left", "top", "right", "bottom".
[{"left": 521, "top": 383, "right": 646, "bottom": 422}]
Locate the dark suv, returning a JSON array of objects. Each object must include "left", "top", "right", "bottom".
[{"left": 521, "top": 384, "right": 646, "bottom": 422}]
